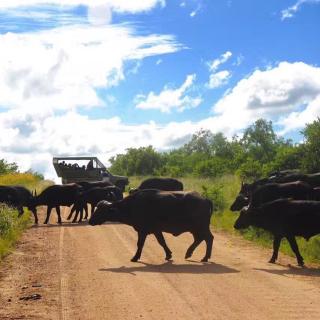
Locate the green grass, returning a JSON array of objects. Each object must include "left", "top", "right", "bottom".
[
  {"left": 0, "top": 173, "right": 54, "bottom": 260},
  {"left": 0, "top": 205, "right": 31, "bottom": 259},
  {"left": 128, "top": 175, "right": 320, "bottom": 265}
]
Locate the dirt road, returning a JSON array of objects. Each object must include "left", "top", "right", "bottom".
[{"left": 1, "top": 207, "right": 320, "bottom": 320}]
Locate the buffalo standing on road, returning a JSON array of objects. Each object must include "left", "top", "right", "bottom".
[
  {"left": 89, "top": 189, "right": 214, "bottom": 262},
  {"left": 234, "top": 199, "right": 320, "bottom": 266},
  {"left": 68, "top": 186, "right": 123, "bottom": 222},
  {"left": 34, "top": 183, "right": 83, "bottom": 224}
]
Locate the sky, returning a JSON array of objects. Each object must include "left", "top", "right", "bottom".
[{"left": 0, "top": 0, "right": 319, "bottom": 181}]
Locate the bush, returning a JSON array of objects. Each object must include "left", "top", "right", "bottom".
[
  {"left": 194, "top": 158, "right": 227, "bottom": 178},
  {"left": 201, "top": 184, "right": 226, "bottom": 213},
  {"left": 0, "top": 205, "right": 31, "bottom": 259}
]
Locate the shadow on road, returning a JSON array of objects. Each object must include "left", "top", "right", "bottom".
[
  {"left": 254, "top": 265, "right": 320, "bottom": 277},
  {"left": 32, "top": 221, "right": 119, "bottom": 228},
  {"left": 99, "top": 260, "right": 239, "bottom": 275}
]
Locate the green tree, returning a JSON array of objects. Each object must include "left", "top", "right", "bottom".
[
  {"left": 241, "top": 119, "right": 278, "bottom": 164},
  {"left": 301, "top": 117, "right": 320, "bottom": 172},
  {"left": 183, "top": 129, "right": 213, "bottom": 155},
  {"left": 0, "top": 159, "right": 18, "bottom": 175},
  {"left": 109, "top": 146, "right": 163, "bottom": 176}
]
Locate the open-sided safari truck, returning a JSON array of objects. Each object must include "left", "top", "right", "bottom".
[{"left": 53, "top": 156, "right": 129, "bottom": 191}]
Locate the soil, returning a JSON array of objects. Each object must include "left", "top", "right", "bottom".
[{"left": 1, "top": 207, "right": 320, "bottom": 320}]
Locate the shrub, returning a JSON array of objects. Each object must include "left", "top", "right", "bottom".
[{"left": 201, "top": 184, "right": 226, "bottom": 213}]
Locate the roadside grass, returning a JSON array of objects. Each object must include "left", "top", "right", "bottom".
[
  {"left": 0, "top": 173, "right": 54, "bottom": 260},
  {"left": 128, "top": 175, "right": 320, "bottom": 265},
  {"left": 0, "top": 173, "right": 52, "bottom": 193},
  {"left": 0, "top": 206, "right": 31, "bottom": 259}
]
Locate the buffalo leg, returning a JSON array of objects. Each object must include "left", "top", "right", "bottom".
[
  {"left": 56, "top": 206, "right": 62, "bottom": 224},
  {"left": 131, "top": 232, "right": 147, "bottom": 262},
  {"left": 67, "top": 205, "right": 76, "bottom": 220},
  {"left": 72, "top": 207, "right": 80, "bottom": 223},
  {"left": 44, "top": 206, "right": 53, "bottom": 224},
  {"left": 90, "top": 203, "right": 95, "bottom": 218},
  {"left": 185, "top": 235, "right": 202, "bottom": 260},
  {"left": 17, "top": 206, "right": 24, "bottom": 217},
  {"left": 154, "top": 232, "right": 172, "bottom": 260},
  {"left": 31, "top": 209, "right": 38, "bottom": 224},
  {"left": 269, "top": 235, "right": 282, "bottom": 264},
  {"left": 201, "top": 231, "right": 214, "bottom": 262},
  {"left": 287, "top": 235, "right": 304, "bottom": 266}
]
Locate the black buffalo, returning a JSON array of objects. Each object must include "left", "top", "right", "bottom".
[
  {"left": 77, "top": 181, "right": 113, "bottom": 190},
  {"left": 89, "top": 189, "right": 214, "bottom": 262},
  {"left": 230, "top": 181, "right": 313, "bottom": 211},
  {"left": 34, "top": 184, "right": 83, "bottom": 224},
  {"left": 269, "top": 172, "right": 320, "bottom": 188},
  {"left": 68, "top": 186, "right": 123, "bottom": 222},
  {"left": 130, "top": 177, "right": 183, "bottom": 194},
  {"left": 234, "top": 199, "right": 320, "bottom": 266},
  {"left": 0, "top": 185, "right": 38, "bottom": 224}
]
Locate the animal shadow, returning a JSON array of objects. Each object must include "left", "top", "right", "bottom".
[
  {"left": 254, "top": 265, "right": 320, "bottom": 277},
  {"left": 99, "top": 260, "right": 239, "bottom": 275}
]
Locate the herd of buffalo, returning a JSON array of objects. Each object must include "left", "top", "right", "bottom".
[{"left": 1, "top": 172, "right": 320, "bottom": 265}]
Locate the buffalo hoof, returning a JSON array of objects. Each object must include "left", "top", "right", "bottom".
[
  {"left": 298, "top": 261, "right": 305, "bottom": 267},
  {"left": 201, "top": 257, "right": 209, "bottom": 263},
  {"left": 165, "top": 253, "right": 172, "bottom": 261},
  {"left": 44, "top": 221, "right": 48, "bottom": 225},
  {"left": 58, "top": 221, "right": 62, "bottom": 225},
  {"left": 185, "top": 252, "right": 192, "bottom": 260},
  {"left": 131, "top": 257, "right": 140, "bottom": 262},
  {"left": 268, "top": 258, "right": 276, "bottom": 264}
]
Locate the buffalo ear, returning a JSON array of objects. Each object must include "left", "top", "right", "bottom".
[{"left": 34, "top": 189, "right": 37, "bottom": 197}]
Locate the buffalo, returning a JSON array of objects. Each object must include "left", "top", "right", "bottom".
[
  {"left": 68, "top": 186, "right": 123, "bottom": 222},
  {"left": 230, "top": 181, "right": 313, "bottom": 211},
  {"left": 234, "top": 199, "right": 320, "bottom": 266},
  {"left": 129, "top": 177, "right": 183, "bottom": 194},
  {"left": 34, "top": 183, "right": 83, "bottom": 224},
  {"left": 89, "top": 189, "right": 214, "bottom": 262},
  {"left": 269, "top": 172, "right": 320, "bottom": 188},
  {"left": 0, "top": 185, "right": 38, "bottom": 224}
]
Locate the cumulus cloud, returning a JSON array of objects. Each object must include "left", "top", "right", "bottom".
[
  {"left": 0, "top": 0, "right": 166, "bottom": 27},
  {"left": 212, "top": 61, "right": 320, "bottom": 133},
  {"left": 0, "top": 109, "right": 199, "bottom": 181},
  {"left": 207, "top": 70, "right": 231, "bottom": 89},
  {"left": 135, "top": 74, "right": 202, "bottom": 113},
  {"left": 208, "top": 51, "right": 232, "bottom": 72},
  {"left": 281, "top": 0, "right": 320, "bottom": 20},
  {"left": 0, "top": 24, "right": 180, "bottom": 112},
  {"left": 206, "top": 51, "right": 232, "bottom": 89},
  {"left": 0, "top": 0, "right": 166, "bottom": 13},
  {"left": 2, "top": 61, "right": 320, "bottom": 180}
]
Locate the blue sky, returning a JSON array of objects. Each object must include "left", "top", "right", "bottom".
[{"left": 0, "top": 0, "right": 319, "bottom": 180}]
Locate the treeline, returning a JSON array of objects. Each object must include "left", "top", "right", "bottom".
[{"left": 109, "top": 118, "right": 320, "bottom": 180}]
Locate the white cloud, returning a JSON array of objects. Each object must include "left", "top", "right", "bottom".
[
  {"left": 212, "top": 61, "right": 320, "bottom": 133},
  {"left": 0, "top": 109, "right": 199, "bottom": 181},
  {"left": 2, "top": 62, "right": 320, "bottom": 181},
  {"left": 207, "top": 70, "right": 231, "bottom": 89},
  {"left": 0, "top": 1, "right": 166, "bottom": 13},
  {"left": 0, "top": 24, "right": 180, "bottom": 112},
  {"left": 281, "top": 0, "right": 320, "bottom": 20},
  {"left": 208, "top": 51, "right": 232, "bottom": 72},
  {"left": 135, "top": 74, "right": 202, "bottom": 113},
  {"left": 0, "top": 0, "right": 166, "bottom": 26},
  {"left": 207, "top": 51, "right": 233, "bottom": 89}
]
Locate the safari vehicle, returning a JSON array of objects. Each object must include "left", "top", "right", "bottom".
[{"left": 53, "top": 156, "right": 129, "bottom": 191}]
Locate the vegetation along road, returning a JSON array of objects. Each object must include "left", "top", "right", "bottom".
[{"left": 1, "top": 207, "right": 320, "bottom": 320}]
